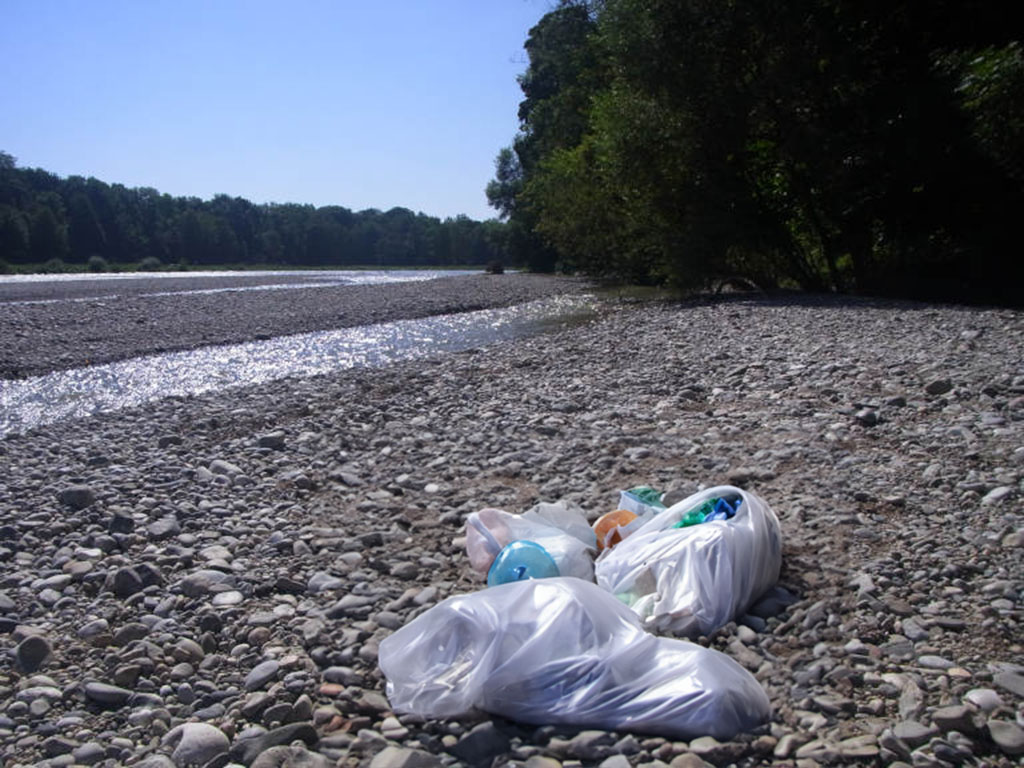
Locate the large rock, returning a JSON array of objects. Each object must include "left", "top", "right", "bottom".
[
  {"left": 15, "top": 634, "right": 52, "bottom": 673},
  {"left": 58, "top": 485, "right": 96, "bottom": 510},
  {"left": 162, "top": 722, "right": 230, "bottom": 766}
]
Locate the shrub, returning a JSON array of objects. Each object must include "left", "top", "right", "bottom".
[
  {"left": 41, "top": 258, "right": 69, "bottom": 273},
  {"left": 87, "top": 254, "right": 109, "bottom": 273},
  {"left": 138, "top": 256, "right": 163, "bottom": 272}
]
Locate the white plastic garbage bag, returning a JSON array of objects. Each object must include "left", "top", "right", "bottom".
[
  {"left": 594, "top": 485, "right": 782, "bottom": 638},
  {"left": 378, "top": 578, "right": 771, "bottom": 740},
  {"left": 466, "top": 502, "right": 596, "bottom": 582}
]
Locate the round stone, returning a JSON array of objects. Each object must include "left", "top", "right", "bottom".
[
  {"left": 15, "top": 635, "right": 52, "bottom": 673},
  {"left": 162, "top": 722, "right": 230, "bottom": 766}
]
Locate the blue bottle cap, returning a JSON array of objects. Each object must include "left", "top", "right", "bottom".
[{"left": 487, "top": 540, "right": 559, "bottom": 586}]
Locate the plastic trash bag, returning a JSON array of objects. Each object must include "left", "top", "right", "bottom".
[
  {"left": 378, "top": 578, "right": 770, "bottom": 740},
  {"left": 466, "top": 502, "right": 596, "bottom": 582},
  {"left": 594, "top": 485, "right": 782, "bottom": 638}
]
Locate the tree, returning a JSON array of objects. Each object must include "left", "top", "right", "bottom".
[{"left": 29, "top": 202, "right": 70, "bottom": 263}]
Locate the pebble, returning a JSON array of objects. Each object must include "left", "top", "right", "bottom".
[
  {"left": 15, "top": 634, "right": 52, "bottom": 673},
  {"left": 1, "top": 288, "right": 1022, "bottom": 767},
  {"left": 162, "top": 722, "right": 230, "bottom": 766},
  {"left": 83, "top": 682, "right": 133, "bottom": 707},
  {"left": 245, "top": 660, "right": 281, "bottom": 691},
  {"left": 988, "top": 720, "right": 1024, "bottom": 756},
  {"left": 57, "top": 485, "right": 96, "bottom": 510},
  {"left": 994, "top": 671, "right": 1024, "bottom": 698},
  {"left": 370, "top": 746, "right": 443, "bottom": 768},
  {"left": 449, "top": 722, "right": 511, "bottom": 765}
]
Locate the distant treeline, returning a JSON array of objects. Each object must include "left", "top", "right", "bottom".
[
  {"left": 487, "top": 0, "right": 1022, "bottom": 304},
  {"left": 0, "top": 151, "right": 510, "bottom": 271}
]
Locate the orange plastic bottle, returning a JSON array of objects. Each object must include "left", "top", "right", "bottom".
[{"left": 593, "top": 509, "right": 639, "bottom": 551}]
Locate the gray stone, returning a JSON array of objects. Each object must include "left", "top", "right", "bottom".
[
  {"left": 994, "top": 671, "right": 1024, "bottom": 698},
  {"left": 981, "top": 486, "right": 1013, "bottom": 505},
  {"left": 257, "top": 431, "right": 287, "bottom": 450},
  {"left": 900, "top": 617, "right": 930, "bottom": 641},
  {"left": 108, "top": 567, "right": 144, "bottom": 598},
  {"left": 988, "top": 720, "right": 1024, "bottom": 756},
  {"left": 15, "top": 634, "right": 52, "bottom": 673},
  {"left": 370, "top": 746, "right": 444, "bottom": 768},
  {"left": 565, "top": 730, "right": 616, "bottom": 760},
  {"left": 891, "top": 720, "right": 938, "bottom": 748},
  {"left": 245, "top": 659, "right": 281, "bottom": 691},
  {"left": 250, "top": 745, "right": 334, "bottom": 768},
  {"left": 931, "top": 704, "right": 977, "bottom": 734},
  {"left": 210, "top": 459, "right": 243, "bottom": 475},
  {"left": 229, "top": 723, "right": 319, "bottom": 766},
  {"left": 668, "top": 755, "right": 712, "bottom": 768},
  {"left": 748, "top": 586, "right": 799, "bottom": 618},
  {"left": 179, "top": 569, "right": 233, "bottom": 597},
  {"left": 855, "top": 408, "right": 879, "bottom": 426},
  {"left": 71, "top": 742, "right": 107, "bottom": 765},
  {"left": 688, "top": 736, "right": 747, "bottom": 764},
  {"left": 774, "top": 733, "right": 810, "bottom": 759},
  {"left": 42, "top": 736, "right": 77, "bottom": 756},
  {"left": 147, "top": 516, "right": 181, "bottom": 540},
  {"left": 58, "top": 484, "right": 96, "bottom": 510},
  {"left": 135, "top": 757, "right": 177, "bottom": 768},
  {"left": 83, "top": 682, "right": 133, "bottom": 707},
  {"left": 449, "top": 721, "right": 511, "bottom": 765},
  {"left": 390, "top": 562, "right": 419, "bottom": 580},
  {"left": 964, "top": 687, "right": 1004, "bottom": 712},
  {"left": 108, "top": 511, "right": 135, "bottom": 533},
  {"left": 353, "top": 689, "right": 391, "bottom": 715},
  {"left": 307, "top": 572, "right": 346, "bottom": 593},
  {"left": 925, "top": 378, "right": 953, "bottom": 395},
  {"left": 162, "top": 722, "right": 230, "bottom": 767}
]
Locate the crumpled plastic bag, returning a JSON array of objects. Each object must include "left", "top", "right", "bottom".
[
  {"left": 378, "top": 578, "right": 770, "bottom": 740},
  {"left": 594, "top": 485, "right": 782, "bottom": 637},
  {"left": 466, "top": 502, "right": 596, "bottom": 582}
]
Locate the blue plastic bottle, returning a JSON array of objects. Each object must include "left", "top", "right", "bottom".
[{"left": 487, "top": 541, "right": 560, "bottom": 586}]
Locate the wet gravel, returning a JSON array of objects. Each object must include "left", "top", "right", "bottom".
[
  {"left": 0, "top": 273, "right": 588, "bottom": 379},
  {"left": 1, "top": 291, "right": 1022, "bottom": 767}
]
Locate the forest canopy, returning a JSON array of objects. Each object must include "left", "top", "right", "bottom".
[
  {"left": 0, "top": 151, "right": 509, "bottom": 272},
  {"left": 488, "top": 0, "right": 1022, "bottom": 304}
]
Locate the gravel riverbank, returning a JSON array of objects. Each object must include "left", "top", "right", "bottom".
[
  {"left": 1, "top": 293, "right": 1022, "bottom": 767},
  {"left": 0, "top": 274, "right": 588, "bottom": 379}
]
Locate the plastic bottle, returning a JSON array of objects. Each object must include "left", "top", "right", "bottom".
[
  {"left": 487, "top": 541, "right": 560, "bottom": 586},
  {"left": 626, "top": 486, "right": 666, "bottom": 509},
  {"left": 593, "top": 509, "right": 639, "bottom": 551},
  {"left": 673, "top": 499, "right": 716, "bottom": 528}
]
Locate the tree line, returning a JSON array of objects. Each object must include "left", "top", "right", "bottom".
[
  {"left": 488, "top": 0, "right": 1022, "bottom": 304},
  {"left": 0, "top": 151, "right": 509, "bottom": 272}
]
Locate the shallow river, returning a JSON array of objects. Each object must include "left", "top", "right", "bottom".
[{"left": 0, "top": 293, "right": 597, "bottom": 438}]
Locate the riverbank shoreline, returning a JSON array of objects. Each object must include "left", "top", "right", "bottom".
[
  {"left": 0, "top": 273, "right": 590, "bottom": 379},
  {"left": 0, "top": 294, "right": 1022, "bottom": 766}
]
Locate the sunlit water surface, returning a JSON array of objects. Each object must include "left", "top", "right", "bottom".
[{"left": 0, "top": 294, "right": 597, "bottom": 437}]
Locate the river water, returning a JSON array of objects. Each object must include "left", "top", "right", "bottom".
[{"left": 0, "top": 275, "right": 597, "bottom": 437}]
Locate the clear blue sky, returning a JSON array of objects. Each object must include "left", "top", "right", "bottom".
[{"left": 0, "top": 0, "right": 552, "bottom": 221}]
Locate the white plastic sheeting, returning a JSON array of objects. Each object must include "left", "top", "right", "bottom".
[
  {"left": 594, "top": 485, "right": 782, "bottom": 637},
  {"left": 465, "top": 502, "right": 597, "bottom": 582},
  {"left": 378, "top": 578, "right": 770, "bottom": 740}
]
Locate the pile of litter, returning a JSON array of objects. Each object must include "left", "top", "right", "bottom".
[{"left": 378, "top": 484, "right": 783, "bottom": 741}]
